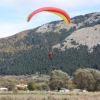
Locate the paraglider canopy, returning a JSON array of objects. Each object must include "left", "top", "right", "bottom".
[{"left": 27, "top": 7, "right": 70, "bottom": 24}]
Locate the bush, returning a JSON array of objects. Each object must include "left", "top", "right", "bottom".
[
  {"left": 27, "top": 82, "right": 37, "bottom": 91},
  {"left": 36, "top": 85, "right": 42, "bottom": 91}
]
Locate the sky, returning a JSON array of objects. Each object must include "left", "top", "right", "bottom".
[{"left": 0, "top": 0, "right": 100, "bottom": 38}]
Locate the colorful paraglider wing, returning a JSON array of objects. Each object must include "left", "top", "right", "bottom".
[
  {"left": 27, "top": 7, "right": 70, "bottom": 24},
  {"left": 49, "top": 12, "right": 69, "bottom": 24}
]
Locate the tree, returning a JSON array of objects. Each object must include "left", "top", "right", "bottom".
[
  {"left": 41, "top": 84, "right": 50, "bottom": 91},
  {"left": 27, "top": 82, "right": 37, "bottom": 91},
  {"left": 73, "top": 68, "right": 100, "bottom": 91},
  {"left": 49, "top": 70, "right": 69, "bottom": 90},
  {"left": 6, "top": 83, "right": 16, "bottom": 91},
  {"left": 66, "top": 80, "right": 76, "bottom": 90}
]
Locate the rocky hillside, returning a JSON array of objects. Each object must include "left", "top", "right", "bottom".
[
  {"left": 53, "top": 25, "right": 100, "bottom": 52},
  {"left": 0, "top": 12, "right": 100, "bottom": 53},
  {"left": 0, "top": 12, "right": 100, "bottom": 75},
  {"left": 52, "top": 12, "right": 100, "bottom": 52}
]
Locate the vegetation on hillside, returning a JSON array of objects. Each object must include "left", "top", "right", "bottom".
[
  {"left": 0, "top": 44, "right": 100, "bottom": 75},
  {"left": 0, "top": 12, "right": 100, "bottom": 75}
]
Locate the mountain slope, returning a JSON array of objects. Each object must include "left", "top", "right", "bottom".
[
  {"left": 53, "top": 24, "right": 100, "bottom": 52},
  {"left": 0, "top": 12, "right": 100, "bottom": 75}
]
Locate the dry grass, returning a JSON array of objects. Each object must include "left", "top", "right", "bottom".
[{"left": 0, "top": 91, "right": 100, "bottom": 100}]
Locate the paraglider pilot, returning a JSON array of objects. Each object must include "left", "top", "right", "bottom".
[{"left": 48, "top": 52, "right": 53, "bottom": 60}]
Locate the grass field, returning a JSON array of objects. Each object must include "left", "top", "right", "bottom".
[{"left": 0, "top": 91, "right": 100, "bottom": 100}]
